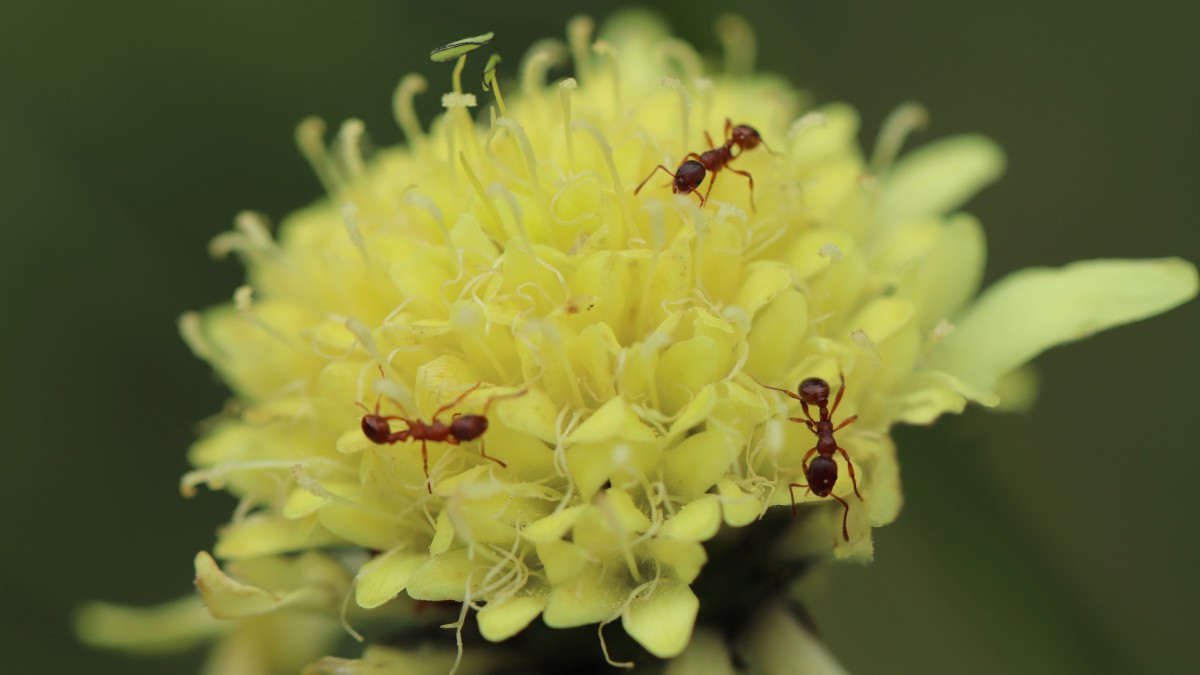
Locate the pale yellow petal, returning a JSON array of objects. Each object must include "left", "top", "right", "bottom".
[
  {"left": 662, "top": 430, "right": 738, "bottom": 499},
  {"left": 193, "top": 551, "right": 331, "bottom": 619},
  {"left": 405, "top": 549, "right": 487, "bottom": 601},
  {"left": 477, "top": 592, "right": 548, "bottom": 642},
  {"left": 621, "top": 578, "right": 699, "bottom": 658},
  {"left": 521, "top": 505, "right": 586, "bottom": 544},
  {"left": 543, "top": 566, "right": 625, "bottom": 627},
  {"left": 740, "top": 603, "right": 850, "bottom": 675},
  {"left": 303, "top": 644, "right": 493, "bottom": 675},
  {"left": 355, "top": 548, "right": 427, "bottom": 609},
  {"left": 716, "top": 478, "right": 762, "bottom": 527},
  {"left": 659, "top": 495, "right": 722, "bottom": 541},
  {"left": 928, "top": 258, "right": 1198, "bottom": 398},
  {"left": 214, "top": 514, "right": 343, "bottom": 559},
  {"left": 75, "top": 596, "right": 222, "bottom": 654},
  {"left": 880, "top": 134, "right": 1005, "bottom": 222},
  {"left": 644, "top": 540, "right": 708, "bottom": 584}
]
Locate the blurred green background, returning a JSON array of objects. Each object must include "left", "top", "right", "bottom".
[{"left": 2, "top": 1, "right": 1196, "bottom": 673}]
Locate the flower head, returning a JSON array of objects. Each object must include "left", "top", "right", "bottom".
[{"left": 78, "top": 11, "right": 1196, "bottom": 673}]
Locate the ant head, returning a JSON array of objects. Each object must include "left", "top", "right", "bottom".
[
  {"left": 797, "top": 377, "right": 831, "bottom": 405},
  {"left": 450, "top": 414, "right": 488, "bottom": 441},
  {"left": 673, "top": 160, "right": 706, "bottom": 193},
  {"left": 361, "top": 414, "right": 392, "bottom": 444},
  {"left": 731, "top": 124, "right": 763, "bottom": 150},
  {"left": 805, "top": 456, "right": 838, "bottom": 497}
]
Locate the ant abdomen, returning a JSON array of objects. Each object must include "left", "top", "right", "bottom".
[
  {"left": 805, "top": 456, "right": 838, "bottom": 497},
  {"left": 450, "top": 414, "right": 488, "bottom": 442}
]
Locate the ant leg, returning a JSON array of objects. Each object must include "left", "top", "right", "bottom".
[
  {"left": 635, "top": 165, "right": 676, "bottom": 195},
  {"left": 481, "top": 387, "right": 529, "bottom": 414},
  {"left": 788, "top": 417, "right": 818, "bottom": 434},
  {"left": 830, "top": 493, "right": 851, "bottom": 542},
  {"left": 724, "top": 166, "right": 755, "bottom": 213},
  {"left": 837, "top": 446, "right": 862, "bottom": 500},
  {"left": 432, "top": 382, "right": 485, "bottom": 420},
  {"left": 800, "top": 401, "right": 818, "bottom": 425},
  {"left": 704, "top": 130, "right": 717, "bottom": 148},
  {"left": 703, "top": 170, "right": 720, "bottom": 204},
  {"left": 749, "top": 375, "right": 802, "bottom": 401},
  {"left": 788, "top": 482, "right": 819, "bottom": 519},
  {"left": 833, "top": 414, "right": 858, "bottom": 433},
  {"left": 800, "top": 447, "right": 818, "bottom": 473},
  {"left": 421, "top": 439, "right": 432, "bottom": 494},
  {"left": 477, "top": 436, "right": 508, "bottom": 468},
  {"left": 724, "top": 118, "right": 733, "bottom": 140},
  {"left": 831, "top": 372, "right": 847, "bottom": 416},
  {"left": 787, "top": 482, "right": 806, "bottom": 518},
  {"left": 684, "top": 152, "right": 704, "bottom": 162}
]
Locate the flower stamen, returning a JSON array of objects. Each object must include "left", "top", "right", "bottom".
[
  {"left": 715, "top": 14, "right": 756, "bottom": 76},
  {"left": 392, "top": 73, "right": 428, "bottom": 148},
  {"left": 870, "top": 101, "right": 930, "bottom": 176}
]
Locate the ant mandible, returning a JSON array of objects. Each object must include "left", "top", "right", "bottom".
[
  {"left": 634, "top": 118, "right": 775, "bottom": 212},
  {"left": 358, "top": 380, "right": 526, "bottom": 493},
  {"left": 756, "top": 373, "right": 862, "bottom": 542}
]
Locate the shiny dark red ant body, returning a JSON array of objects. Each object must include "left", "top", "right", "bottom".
[
  {"left": 358, "top": 382, "right": 524, "bottom": 493},
  {"left": 635, "top": 119, "right": 774, "bottom": 211},
  {"left": 757, "top": 374, "right": 862, "bottom": 541}
]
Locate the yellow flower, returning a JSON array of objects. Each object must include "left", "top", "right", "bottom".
[{"left": 78, "top": 11, "right": 1196, "bottom": 673}]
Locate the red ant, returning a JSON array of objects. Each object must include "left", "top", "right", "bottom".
[
  {"left": 756, "top": 374, "right": 862, "bottom": 542},
  {"left": 358, "top": 381, "right": 526, "bottom": 493},
  {"left": 634, "top": 118, "right": 775, "bottom": 211}
]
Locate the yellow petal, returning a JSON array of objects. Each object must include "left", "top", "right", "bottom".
[
  {"left": 536, "top": 540, "right": 589, "bottom": 586},
  {"left": 193, "top": 551, "right": 329, "bottom": 619},
  {"left": 621, "top": 578, "right": 699, "bottom": 658},
  {"left": 405, "top": 549, "right": 488, "bottom": 601},
  {"left": 735, "top": 261, "right": 795, "bottom": 318},
  {"left": 745, "top": 288, "right": 809, "bottom": 377},
  {"left": 566, "top": 396, "right": 658, "bottom": 443},
  {"left": 335, "top": 429, "right": 370, "bottom": 454},
  {"left": 282, "top": 486, "right": 325, "bottom": 518},
  {"left": 214, "top": 514, "right": 343, "bottom": 559},
  {"left": 521, "top": 505, "right": 586, "bottom": 544},
  {"left": 662, "top": 430, "right": 739, "bottom": 499},
  {"left": 542, "top": 566, "right": 624, "bottom": 628},
  {"left": 316, "top": 499, "right": 399, "bottom": 551},
  {"left": 928, "top": 258, "right": 1198, "bottom": 398},
  {"left": 659, "top": 495, "right": 721, "bottom": 541},
  {"left": 912, "top": 213, "right": 986, "bottom": 331},
  {"left": 644, "top": 540, "right": 708, "bottom": 584},
  {"left": 880, "top": 134, "right": 1005, "bottom": 223},
  {"left": 428, "top": 509, "right": 455, "bottom": 556},
  {"left": 477, "top": 592, "right": 548, "bottom": 642},
  {"left": 600, "top": 487, "right": 653, "bottom": 533},
  {"left": 355, "top": 548, "right": 427, "bottom": 609},
  {"left": 491, "top": 387, "right": 560, "bottom": 442},
  {"left": 303, "top": 644, "right": 478, "bottom": 675},
  {"left": 845, "top": 296, "right": 914, "bottom": 346},
  {"left": 739, "top": 603, "right": 850, "bottom": 675},
  {"left": 716, "top": 478, "right": 762, "bottom": 527},
  {"left": 657, "top": 336, "right": 726, "bottom": 415},
  {"left": 75, "top": 596, "right": 221, "bottom": 654}
]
